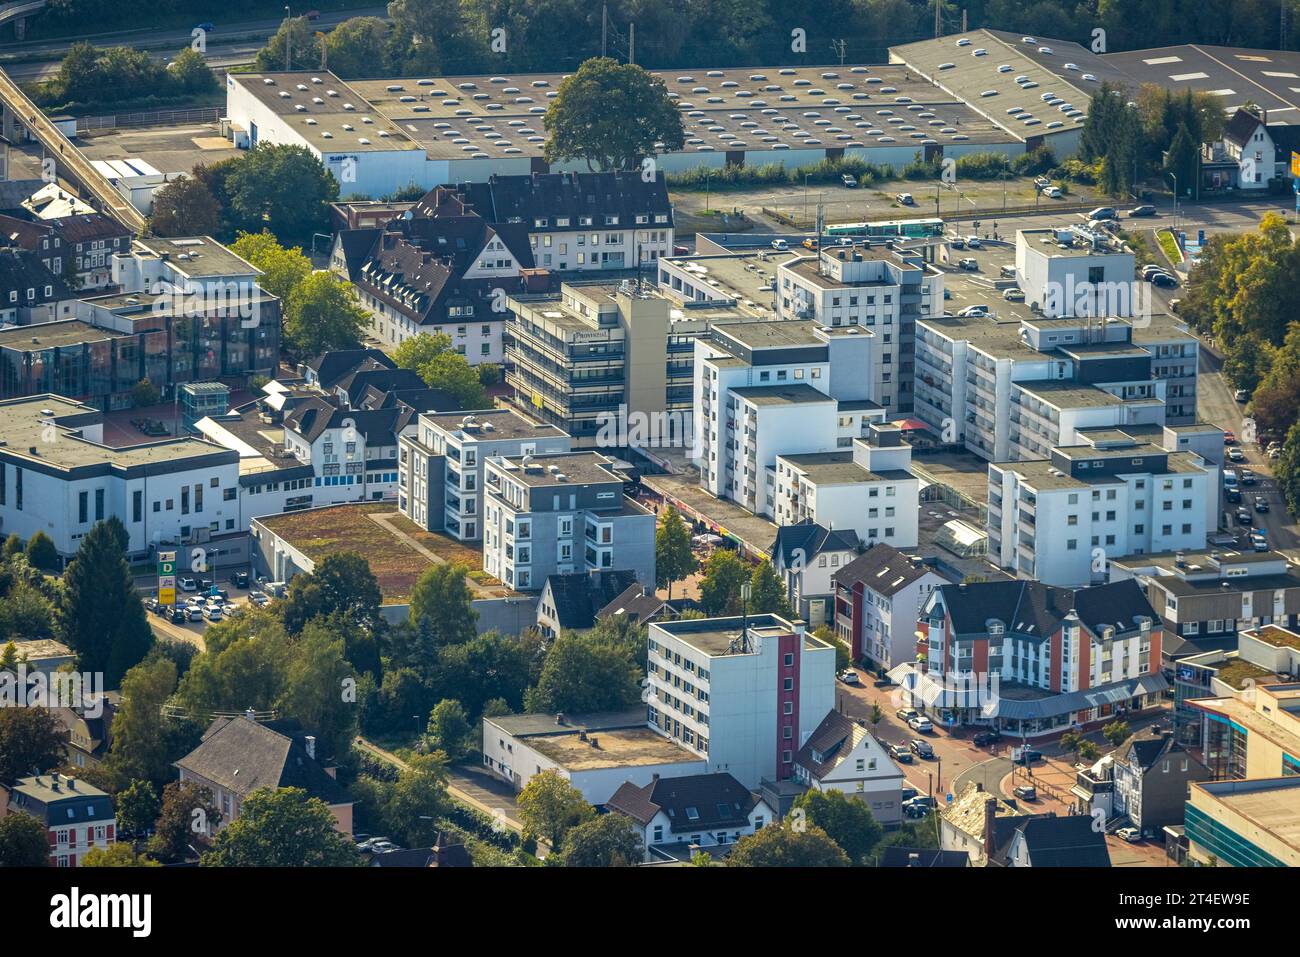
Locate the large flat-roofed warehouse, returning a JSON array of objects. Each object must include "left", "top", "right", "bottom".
[
  {"left": 1101, "top": 44, "right": 1300, "bottom": 116},
  {"left": 225, "top": 67, "right": 1018, "bottom": 197}
]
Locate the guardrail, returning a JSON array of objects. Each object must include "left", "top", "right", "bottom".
[
  {"left": 0, "top": 64, "right": 146, "bottom": 233},
  {"left": 77, "top": 107, "right": 221, "bottom": 131}
]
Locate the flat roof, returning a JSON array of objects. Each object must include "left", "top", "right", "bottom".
[
  {"left": 654, "top": 614, "right": 831, "bottom": 656},
  {"left": 918, "top": 314, "right": 1041, "bottom": 360},
  {"left": 1014, "top": 380, "right": 1125, "bottom": 408},
  {"left": 778, "top": 449, "right": 911, "bottom": 485},
  {"left": 493, "top": 450, "right": 636, "bottom": 490},
  {"left": 1192, "top": 776, "right": 1300, "bottom": 853},
  {"left": 420, "top": 407, "right": 566, "bottom": 442},
  {"left": 0, "top": 320, "right": 129, "bottom": 351},
  {"left": 1102, "top": 45, "right": 1300, "bottom": 115},
  {"left": 131, "top": 237, "right": 261, "bottom": 279},
  {"left": 732, "top": 383, "right": 836, "bottom": 407},
  {"left": 527, "top": 726, "right": 699, "bottom": 771},
  {"left": 1246, "top": 625, "right": 1300, "bottom": 651}
]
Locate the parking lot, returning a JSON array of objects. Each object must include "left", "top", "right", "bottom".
[{"left": 139, "top": 572, "right": 275, "bottom": 650}]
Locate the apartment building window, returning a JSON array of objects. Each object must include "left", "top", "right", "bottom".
[
  {"left": 95, "top": 488, "right": 104, "bottom": 522},
  {"left": 79, "top": 491, "right": 88, "bottom": 524}
]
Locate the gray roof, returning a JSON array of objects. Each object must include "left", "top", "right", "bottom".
[
  {"left": 833, "top": 542, "right": 934, "bottom": 596},
  {"left": 992, "top": 674, "right": 1168, "bottom": 720},
  {"left": 606, "top": 772, "right": 760, "bottom": 832},
  {"left": 485, "top": 709, "right": 645, "bottom": 739},
  {"left": 772, "top": 520, "right": 861, "bottom": 568}
]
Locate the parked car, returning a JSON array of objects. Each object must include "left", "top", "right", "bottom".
[
  {"left": 673, "top": 244, "right": 690, "bottom": 255},
  {"left": 1236, "top": 507, "right": 1253, "bottom": 524},
  {"left": 1251, "top": 532, "right": 1269, "bottom": 552},
  {"left": 889, "top": 744, "right": 913, "bottom": 763},
  {"left": 1151, "top": 272, "right": 1178, "bottom": 288},
  {"left": 1226, "top": 488, "right": 1243, "bottom": 505},
  {"left": 910, "top": 738, "right": 935, "bottom": 758},
  {"left": 203, "top": 606, "right": 222, "bottom": 622},
  {"left": 170, "top": 608, "right": 187, "bottom": 624},
  {"left": 186, "top": 607, "right": 205, "bottom": 622},
  {"left": 841, "top": 174, "right": 858, "bottom": 188},
  {"left": 1116, "top": 826, "right": 1141, "bottom": 843},
  {"left": 949, "top": 236, "right": 966, "bottom": 249},
  {"left": 1003, "top": 288, "right": 1025, "bottom": 301},
  {"left": 957, "top": 257, "right": 979, "bottom": 270},
  {"left": 1013, "top": 785, "right": 1038, "bottom": 801},
  {"left": 1129, "top": 205, "right": 1156, "bottom": 217},
  {"left": 957, "top": 305, "right": 990, "bottom": 318},
  {"left": 896, "top": 192, "right": 915, "bottom": 205},
  {"left": 231, "top": 571, "right": 250, "bottom": 589},
  {"left": 1012, "top": 746, "right": 1042, "bottom": 764},
  {"left": 1227, "top": 448, "right": 1246, "bottom": 463},
  {"left": 770, "top": 239, "right": 789, "bottom": 250},
  {"left": 1240, "top": 469, "right": 1256, "bottom": 485},
  {"left": 900, "top": 785, "right": 920, "bottom": 803},
  {"left": 1269, "top": 447, "right": 1281, "bottom": 460},
  {"left": 802, "top": 238, "right": 820, "bottom": 250},
  {"left": 896, "top": 707, "right": 919, "bottom": 722},
  {"left": 905, "top": 795, "right": 938, "bottom": 810},
  {"left": 973, "top": 729, "right": 1002, "bottom": 746},
  {"left": 903, "top": 802, "right": 931, "bottom": 819},
  {"left": 965, "top": 236, "right": 982, "bottom": 249},
  {"left": 1042, "top": 185, "right": 1063, "bottom": 198},
  {"left": 1223, "top": 431, "right": 1236, "bottom": 445},
  {"left": 1255, "top": 496, "right": 1270, "bottom": 513},
  {"left": 1087, "top": 206, "right": 1117, "bottom": 221},
  {"left": 908, "top": 715, "right": 934, "bottom": 733},
  {"left": 143, "top": 597, "right": 158, "bottom": 613},
  {"left": 836, "top": 669, "right": 860, "bottom": 685},
  {"left": 179, "top": 577, "right": 198, "bottom": 592},
  {"left": 1234, "top": 388, "right": 1250, "bottom": 403}
]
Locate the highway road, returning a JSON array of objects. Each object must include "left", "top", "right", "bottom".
[{"left": 0, "top": 6, "right": 387, "bottom": 81}]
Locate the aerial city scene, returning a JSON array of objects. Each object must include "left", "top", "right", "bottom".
[{"left": 0, "top": 0, "right": 1295, "bottom": 929}]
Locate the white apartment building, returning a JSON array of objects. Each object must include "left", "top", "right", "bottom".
[
  {"left": 988, "top": 434, "right": 1217, "bottom": 587},
  {"left": 1015, "top": 226, "right": 1140, "bottom": 320},
  {"left": 693, "top": 319, "right": 886, "bottom": 516},
  {"left": 399, "top": 408, "right": 570, "bottom": 540},
  {"left": 772, "top": 423, "right": 921, "bottom": 546},
  {"left": 482, "top": 449, "right": 655, "bottom": 592},
  {"left": 0, "top": 395, "right": 243, "bottom": 566},
  {"left": 833, "top": 543, "right": 947, "bottom": 671},
  {"left": 777, "top": 243, "right": 944, "bottom": 416},
  {"left": 646, "top": 614, "right": 836, "bottom": 788}
]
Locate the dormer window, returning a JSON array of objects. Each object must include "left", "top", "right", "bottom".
[{"left": 533, "top": 218, "right": 548, "bottom": 228}]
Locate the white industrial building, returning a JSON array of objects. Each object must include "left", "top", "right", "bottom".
[{"left": 647, "top": 614, "right": 836, "bottom": 788}]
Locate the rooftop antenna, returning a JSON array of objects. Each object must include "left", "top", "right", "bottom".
[
  {"left": 602, "top": 3, "right": 608, "bottom": 57},
  {"left": 739, "top": 581, "right": 752, "bottom": 653}
]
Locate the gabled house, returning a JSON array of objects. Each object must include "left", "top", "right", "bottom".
[
  {"left": 536, "top": 568, "right": 640, "bottom": 637},
  {"left": 997, "top": 814, "right": 1111, "bottom": 867},
  {"left": 880, "top": 847, "right": 970, "bottom": 866},
  {"left": 0, "top": 247, "right": 76, "bottom": 324},
  {"left": 54, "top": 691, "right": 120, "bottom": 771},
  {"left": 367, "top": 833, "right": 473, "bottom": 867},
  {"left": 1110, "top": 729, "right": 1210, "bottom": 836},
  {"left": 598, "top": 583, "right": 678, "bottom": 627},
  {"left": 175, "top": 716, "right": 353, "bottom": 837},
  {"left": 1201, "top": 108, "right": 1276, "bottom": 190},
  {"left": 833, "top": 543, "right": 945, "bottom": 671},
  {"left": 792, "top": 710, "right": 905, "bottom": 826},
  {"left": 606, "top": 771, "right": 773, "bottom": 861},
  {"left": 771, "top": 521, "right": 861, "bottom": 627},
  {"left": 940, "top": 782, "right": 1039, "bottom": 866}
]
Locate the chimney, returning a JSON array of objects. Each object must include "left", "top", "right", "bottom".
[
  {"left": 983, "top": 797, "right": 998, "bottom": 858},
  {"left": 244, "top": 707, "right": 256, "bottom": 721},
  {"left": 304, "top": 735, "right": 316, "bottom": 759},
  {"left": 66, "top": 777, "right": 76, "bottom": 791}
]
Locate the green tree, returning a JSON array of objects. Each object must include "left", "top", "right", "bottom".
[
  {"left": 517, "top": 770, "right": 594, "bottom": 847},
  {"left": 325, "top": 17, "right": 392, "bottom": 78},
  {"left": 0, "top": 583, "right": 56, "bottom": 642},
  {"left": 560, "top": 813, "right": 642, "bottom": 866},
  {"left": 24, "top": 531, "right": 58, "bottom": 572},
  {"left": 281, "top": 551, "right": 382, "bottom": 634},
  {"left": 385, "top": 753, "right": 451, "bottom": 848},
  {"left": 225, "top": 143, "right": 338, "bottom": 245},
  {"left": 282, "top": 271, "right": 367, "bottom": 358},
  {"left": 430, "top": 631, "right": 534, "bottom": 718},
  {"left": 790, "top": 789, "right": 882, "bottom": 864},
  {"left": 149, "top": 781, "right": 221, "bottom": 861},
  {"left": 391, "top": 331, "right": 488, "bottom": 408},
  {"left": 655, "top": 506, "right": 695, "bottom": 600},
  {"left": 0, "top": 811, "right": 49, "bottom": 866},
  {"left": 409, "top": 562, "right": 479, "bottom": 647},
  {"left": 130, "top": 377, "right": 160, "bottom": 408},
  {"left": 115, "top": 780, "right": 160, "bottom": 838},
  {"left": 166, "top": 46, "right": 216, "bottom": 94},
  {"left": 698, "top": 549, "right": 748, "bottom": 616},
  {"left": 279, "top": 620, "right": 358, "bottom": 757},
  {"left": 543, "top": 57, "right": 684, "bottom": 171},
  {"left": 149, "top": 175, "right": 222, "bottom": 237},
  {"left": 82, "top": 843, "right": 161, "bottom": 867},
  {"left": 202, "top": 787, "right": 361, "bottom": 867},
  {"left": 252, "top": 17, "right": 317, "bottom": 72},
  {"left": 229, "top": 231, "right": 312, "bottom": 304},
  {"left": 0, "top": 707, "right": 67, "bottom": 783},
  {"left": 59, "top": 518, "right": 152, "bottom": 685},
  {"left": 2, "top": 534, "right": 23, "bottom": 559},
  {"left": 1163, "top": 122, "right": 1198, "bottom": 197},
  {"left": 1102, "top": 720, "right": 1131, "bottom": 748},
  {"left": 1079, "top": 740, "right": 1103, "bottom": 762},
  {"left": 749, "top": 560, "right": 792, "bottom": 616},
  {"left": 425, "top": 699, "right": 473, "bottom": 761},
  {"left": 726, "top": 822, "right": 850, "bottom": 867},
  {"left": 105, "top": 656, "right": 184, "bottom": 786},
  {"left": 524, "top": 630, "right": 641, "bottom": 714}
]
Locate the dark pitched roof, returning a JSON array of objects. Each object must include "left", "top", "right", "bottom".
[
  {"left": 284, "top": 396, "right": 407, "bottom": 446},
  {"left": 0, "top": 212, "right": 51, "bottom": 248},
  {"left": 771, "top": 520, "right": 860, "bottom": 569},
  {"left": 175, "top": 716, "right": 351, "bottom": 806},
  {"left": 880, "top": 847, "right": 970, "bottom": 867},
  {"left": 597, "top": 583, "right": 674, "bottom": 624},
  {"left": 606, "top": 772, "right": 758, "bottom": 833},
  {"left": 0, "top": 179, "right": 45, "bottom": 212},
  {"left": 0, "top": 248, "right": 73, "bottom": 304},
  {"left": 303, "top": 349, "right": 395, "bottom": 390},
  {"left": 333, "top": 227, "right": 384, "bottom": 281},
  {"left": 544, "top": 570, "right": 640, "bottom": 630},
  {"left": 833, "top": 542, "right": 933, "bottom": 596},
  {"left": 48, "top": 212, "right": 129, "bottom": 244},
  {"left": 368, "top": 838, "right": 472, "bottom": 867},
  {"left": 937, "top": 579, "right": 1157, "bottom": 642},
  {"left": 358, "top": 384, "right": 459, "bottom": 414},
  {"left": 334, "top": 366, "right": 427, "bottom": 408},
  {"left": 1223, "top": 109, "right": 1263, "bottom": 147},
  {"left": 1009, "top": 815, "right": 1111, "bottom": 867},
  {"left": 454, "top": 172, "right": 672, "bottom": 232},
  {"left": 793, "top": 710, "right": 865, "bottom": 779},
  {"left": 1115, "top": 731, "right": 1198, "bottom": 773}
]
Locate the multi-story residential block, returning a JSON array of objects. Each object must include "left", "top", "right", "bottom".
[
  {"left": 0, "top": 772, "right": 115, "bottom": 867},
  {"left": 175, "top": 716, "right": 353, "bottom": 836},
  {"left": 505, "top": 281, "right": 675, "bottom": 447},
  {"left": 606, "top": 772, "right": 774, "bottom": 861},
  {"left": 915, "top": 311, "right": 1192, "bottom": 462},
  {"left": 988, "top": 432, "right": 1217, "bottom": 587},
  {"left": 0, "top": 211, "right": 125, "bottom": 291},
  {"left": 0, "top": 395, "right": 244, "bottom": 567},
  {"left": 772, "top": 423, "right": 921, "bottom": 545},
  {"left": 793, "top": 711, "right": 906, "bottom": 826},
  {"left": 481, "top": 709, "right": 705, "bottom": 805},
  {"left": 1110, "top": 548, "right": 1300, "bottom": 664},
  {"left": 911, "top": 579, "right": 1166, "bottom": 737},
  {"left": 1014, "top": 226, "right": 1139, "bottom": 320},
  {"left": 1184, "top": 777, "right": 1300, "bottom": 867},
  {"left": 693, "top": 320, "right": 887, "bottom": 516},
  {"left": 771, "top": 521, "right": 861, "bottom": 628},
  {"left": 646, "top": 614, "right": 836, "bottom": 788},
  {"left": 775, "top": 243, "right": 944, "bottom": 415},
  {"left": 398, "top": 407, "right": 570, "bottom": 539},
  {"left": 833, "top": 543, "right": 946, "bottom": 670},
  {"left": 482, "top": 449, "right": 655, "bottom": 592}
]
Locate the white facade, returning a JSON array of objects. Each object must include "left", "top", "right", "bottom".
[
  {"left": 1015, "top": 228, "right": 1142, "bottom": 319},
  {"left": 647, "top": 615, "right": 836, "bottom": 788},
  {"left": 793, "top": 725, "right": 906, "bottom": 827}
]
